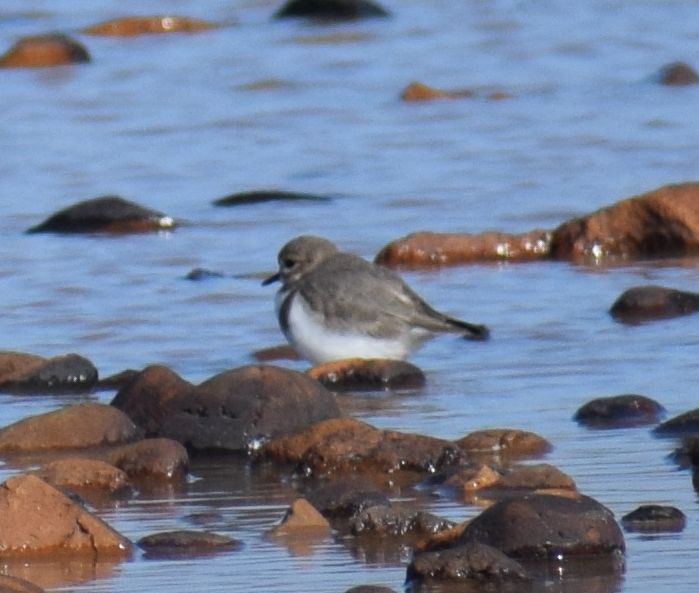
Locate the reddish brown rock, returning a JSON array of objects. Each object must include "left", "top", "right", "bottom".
[
  {"left": 477, "top": 464, "right": 576, "bottom": 497},
  {"left": 82, "top": 16, "right": 217, "bottom": 36},
  {"left": 307, "top": 358, "right": 425, "bottom": 391},
  {"left": 0, "top": 403, "right": 140, "bottom": 452},
  {"left": 400, "top": 82, "right": 463, "bottom": 101},
  {"left": 0, "top": 353, "right": 98, "bottom": 395},
  {"left": 252, "top": 344, "right": 300, "bottom": 362},
  {"left": 456, "top": 493, "right": 625, "bottom": 559},
  {"left": 273, "top": 0, "right": 391, "bottom": 20},
  {"left": 406, "top": 542, "right": 530, "bottom": 584},
  {"left": 264, "top": 417, "right": 465, "bottom": 479},
  {"left": 374, "top": 230, "right": 551, "bottom": 268},
  {"left": 656, "top": 61, "right": 699, "bottom": 86},
  {"left": 0, "top": 575, "right": 47, "bottom": 593},
  {"left": 0, "top": 34, "right": 89, "bottom": 68},
  {"left": 27, "top": 196, "right": 177, "bottom": 234},
  {"left": 0, "top": 474, "right": 133, "bottom": 556},
  {"left": 270, "top": 498, "right": 332, "bottom": 535},
  {"left": 456, "top": 429, "right": 552, "bottom": 460},
  {"left": 34, "top": 458, "right": 129, "bottom": 492},
  {"left": 575, "top": 394, "right": 665, "bottom": 428},
  {"left": 550, "top": 182, "right": 699, "bottom": 261},
  {"left": 105, "top": 438, "right": 188, "bottom": 479},
  {"left": 621, "top": 505, "right": 685, "bottom": 533},
  {"left": 610, "top": 285, "right": 699, "bottom": 324},
  {"left": 137, "top": 530, "right": 242, "bottom": 558},
  {"left": 111, "top": 364, "right": 341, "bottom": 452}
]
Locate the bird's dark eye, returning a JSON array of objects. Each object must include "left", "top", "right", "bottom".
[{"left": 282, "top": 258, "right": 295, "bottom": 269}]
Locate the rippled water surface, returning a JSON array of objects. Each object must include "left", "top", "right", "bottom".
[{"left": 2, "top": 0, "right": 699, "bottom": 591}]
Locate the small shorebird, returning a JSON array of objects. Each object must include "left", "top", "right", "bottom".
[{"left": 263, "top": 235, "right": 489, "bottom": 364}]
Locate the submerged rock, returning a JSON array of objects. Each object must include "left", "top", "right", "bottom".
[
  {"left": 0, "top": 474, "right": 132, "bottom": 556},
  {"left": 307, "top": 358, "right": 426, "bottom": 391},
  {"left": 111, "top": 364, "right": 341, "bottom": 452},
  {"left": 654, "top": 408, "right": 699, "bottom": 437},
  {"left": 375, "top": 230, "right": 551, "bottom": 267},
  {"left": 456, "top": 493, "right": 625, "bottom": 559},
  {"left": 34, "top": 458, "right": 129, "bottom": 492},
  {"left": 273, "top": 0, "right": 390, "bottom": 20},
  {"left": 83, "top": 16, "right": 217, "bottom": 36},
  {"left": 0, "top": 403, "right": 140, "bottom": 452},
  {"left": 610, "top": 285, "right": 699, "bottom": 324},
  {"left": 0, "top": 33, "right": 89, "bottom": 68},
  {"left": 305, "top": 477, "right": 391, "bottom": 520},
  {"left": 213, "top": 189, "right": 332, "bottom": 206},
  {"left": 621, "top": 505, "right": 686, "bottom": 533},
  {"left": 575, "top": 394, "right": 665, "bottom": 428},
  {"left": 655, "top": 61, "right": 699, "bottom": 86},
  {"left": 27, "top": 196, "right": 177, "bottom": 234},
  {"left": 137, "top": 530, "right": 242, "bottom": 558}
]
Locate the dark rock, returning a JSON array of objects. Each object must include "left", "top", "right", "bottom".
[
  {"left": 656, "top": 61, "right": 699, "bottom": 86},
  {"left": 213, "top": 190, "right": 332, "bottom": 206},
  {"left": 344, "top": 587, "right": 398, "bottom": 593},
  {"left": 273, "top": 0, "right": 390, "bottom": 20},
  {"left": 111, "top": 364, "right": 341, "bottom": 453},
  {"left": 654, "top": 408, "right": 699, "bottom": 437},
  {"left": 610, "top": 285, "right": 699, "bottom": 324},
  {"left": 27, "top": 196, "right": 176, "bottom": 234},
  {"left": 0, "top": 474, "right": 133, "bottom": 556},
  {"left": 82, "top": 16, "right": 217, "bottom": 36},
  {"left": 307, "top": 358, "right": 426, "bottom": 391},
  {"left": 550, "top": 182, "right": 699, "bottom": 262},
  {"left": 305, "top": 477, "right": 390, "bottom": 519},
  {"left": 0, "top": 353, "right": 98, "bottom": 395},
  {"left": 456, "top": 428, "right": 552, "bottom": 460},
  {"left": 137, "top": 530, "right": 242, "bottom": 558},
  {"left": 183, "top": 268, "right": 224, "bottom": 281},
  {"left": 406, "top": 542, "right": 529, "bottom": 583},
  {"left": 0, "top": 33, "right": 89, "bottom": 68},
  {"left": 375, "top": 230, "right": 551, "bottom": 268},
  {"left": 456, "top": 493, "right": 625, "bottom": 559},
  {"left": 575, "top": 394, "right": 665, "bottom": 428},
  {"left": 0, "top": 403, "right": 140, "bottom": 452},
  {"left": 264, "top": 417, "right": 466, "bottom": 480},
  {"left": 105, "top": 438, "right": 189, "bottom": 479},
  {"left": 349, "top": 506, "right": 454, "bottom": 536},
  {"left": 621, "top": 505, "right": 686, "bottom": 533}
]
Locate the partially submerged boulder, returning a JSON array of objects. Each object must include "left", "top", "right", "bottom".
[
  {"left": 610, "top": 285, "right": 699, "bottom": 324},
  {"left": 83, "top": 16, "right": 217, "bottom": 36},
  {"left": 0, "top": 352, "right": 98, "bottom": 395},
  {"left": 0, "top": 34, "right": 89, "bottom": 68},
  {"left": 273, "top": 0, "right": 390, "bottom": 20},
  {"left": 575, "top": 394, "right": 665, "bottom": 428},
  {"left": 307, "top": 358, "right": 426, "bottom": 391}
]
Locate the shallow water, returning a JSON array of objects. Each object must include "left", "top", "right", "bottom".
[{"left": 1, "top": 0, "right": 699, "bottom": 591}]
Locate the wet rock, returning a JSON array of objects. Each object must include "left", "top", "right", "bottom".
[
  {"left": 621, "top": 505, "right": 686, "bottom": 533},
  {"left": 252, "top": 344, "right": 301, "bottom": 362},
  {"left": 0, "top": 403, "right": 140, "bottom": 452},
  {"left": 374, "top": 230, "right": 551, "bottom": 268},
  {"left": 0, "top": 575, "right": 47, "bottom": 593},
  {"left": 111, "top": 364, "right": 341, "bottom": 452},
  {"left": 456, "top": 493, "right": 625, "bottom": 559},
  {"left": 83, "top": 16, "right": 217, "bottom": 36},
  {"left": 213, "top": 189, "right": 332, "bottom": 206},
  {"left": 0, "top": 353, "right": 98, "bottom": 395},
  {"left": 104, "top": 438, "right": 189, "bottom": 479},
  {"left": 305, "top": 477, "right": 391, "bottom": 519},
  {"left": 273, "top": 0, "right": 390, "bottom": 20},
  {"left": 653, "top": 407, "right": 699, "bottom": 437},
  {"left": 96, "top": 369, "right": 139, "bottom": 391},
  {"left": 350, "top": 506, "right": 455, "bottom": 537},
  {"left": 137, "top": 530, "right": 242, "bottom": 558},
  {"left": 27, "top": 195, "right": 177, "bottom": 234},
  {"left": 0, "top": 474, "right": 133, "bottom": 556},
  {"left": 400, "top": 82, "right": 469, "bottom": 101},
  {"left": 610, "top": 285, "right": 699, "bottom": 324},
  {"left": 655, "top": 61, "right": 699, "bottom": 86},
  {"left": 344, "top": 587, "right": 398, "bottom": 593},
  {"left": 575, "top": 394, "right": 665, "bottom": 428},
  {"left": 307, "top": 358, "right": 426, "bottom": 391},
  {"left": 550, "top": 182, "right": 699, "bottom": 262},
  {"left": 268, "top": 498, "right": 332, "bottom": 535},
  {"left": 456, "top": 428, "right": 552, "bottom": 460},
  {"left": 406, "top": 541, "right": 530, "bottom": 584},
  {"left": 0, "top": 33, "right": 89, "bottom": 68},
  {"left": 264, "top": 417, "right": 466, "bottom": 479},
  {"left": 34, "top": 458, "right": 129, "bottom": 492}
]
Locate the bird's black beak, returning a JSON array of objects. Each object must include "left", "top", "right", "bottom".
[{"left": 262, "top": 272, "right": 281, "bottom": 286}]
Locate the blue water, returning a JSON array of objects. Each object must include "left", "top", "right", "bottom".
[{"left": 1, "top": 0, "right": 699, "bottom": 591}]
